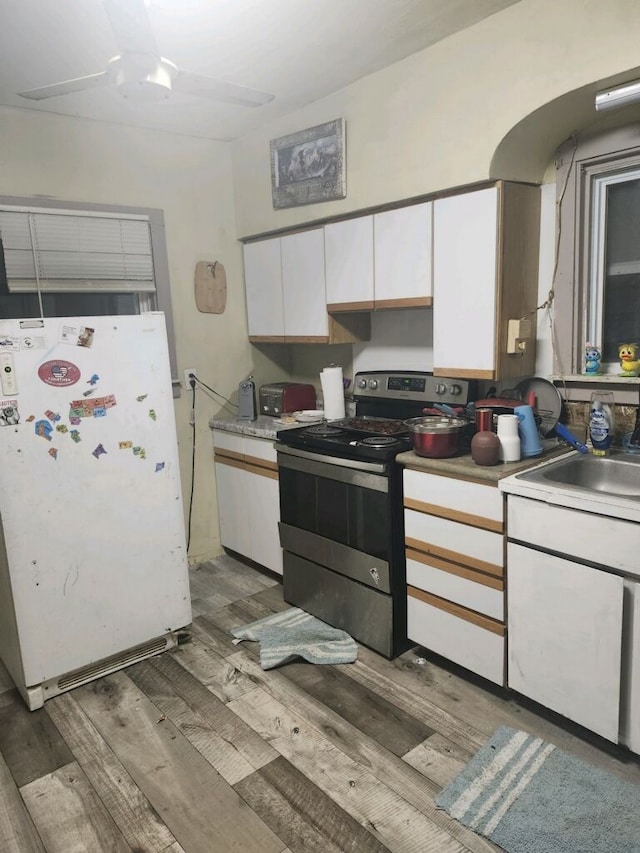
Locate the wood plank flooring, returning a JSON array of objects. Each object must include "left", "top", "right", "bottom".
[{"left": 1, "top": 551, "right": 639, "bottom": 853}]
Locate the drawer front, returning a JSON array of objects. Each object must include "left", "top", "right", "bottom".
[
  {"left": 212, "top": 429, "right": 244, "bottom": 455},
  {"left": 508, "top": 495, "right": 640, "bottom": 579},
  {"left": 406, "top": 551, "right": 504, "bottom": 620},
  {"left": 405, "top": 508, "right": 503, "bottom": 576},
  {"left": 407, "top": 588, "right": 505, "bottom": 685},
  {"left": 404, "top": 468, "right": 503, "bottom": 528},
  {"left": 244, "top": 434, "right": 277, "bottom": 464}
]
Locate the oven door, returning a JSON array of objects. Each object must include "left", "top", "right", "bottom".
[{"left": 277, "top": 446, "right": 392, "bottom": 591}]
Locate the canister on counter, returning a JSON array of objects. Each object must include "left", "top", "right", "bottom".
[{"left": 475, "top": 407, "right": 494, "bottom": 433}]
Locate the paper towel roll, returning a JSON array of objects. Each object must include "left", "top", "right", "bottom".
[{"left": 320, "top": 365, "right": 345, "bottom": 420}]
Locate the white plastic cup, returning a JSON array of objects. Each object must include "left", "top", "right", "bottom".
[{"left": 497, "top": 414, "right": 521, "bottom": 462}]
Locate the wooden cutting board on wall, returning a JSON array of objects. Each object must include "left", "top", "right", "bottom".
[{"left": 194, "top": 261, "right": 227, "bottom": 314}]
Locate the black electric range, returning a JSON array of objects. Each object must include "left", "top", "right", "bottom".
[{"left": 276, "top": 370, "right": 473, "bottom": 464}]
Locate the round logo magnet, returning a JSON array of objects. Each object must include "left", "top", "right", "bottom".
[{"left": 38, "top": 360, "right": 81, "bottom": 387}]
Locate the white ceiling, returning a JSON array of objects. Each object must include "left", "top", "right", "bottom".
[{"left": 0, "top": 0, "right": 520, "bottom": 141}]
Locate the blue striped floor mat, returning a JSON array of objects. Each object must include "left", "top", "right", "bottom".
[{"left": 436, "top": 726, "right": 640, "bottom": 853}]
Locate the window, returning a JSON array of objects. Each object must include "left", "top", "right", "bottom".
[
  {"left": 555, "top": 125, "right": 640, "bottom": 382},
  {"left": 588, "top": 170, "right": 640, "bottom": 364},
  {"left": 0, "top": 196, "right": 179, "bottom": 392}
]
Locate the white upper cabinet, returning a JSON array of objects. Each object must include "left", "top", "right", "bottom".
[
  {"left": 324, "top": 216, "right": 374, "bottom": 309},
  {"left": 243, "top": 238, "right": 285, "bottom": 340},
  {"left": 324, "top": 202, "right": 433, "bottom": 312},
  {"left": 374, "top": 202, "right": 432, "bottom": 307},
  {"left": 281, "top": 229, "right": 328, "bottom": 340},
  {"left": 433, "top": 188, "right": 498, "bottom": 377},
  {"left": 432, "top": 182, "right": 540, "bottom": 381},
  {"left": 243, "top": 230, "right": 369, "bottom": 343}
]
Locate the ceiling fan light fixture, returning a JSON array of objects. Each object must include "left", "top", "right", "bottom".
[
  {"left": 595, "top": 79, "right": 640, "bottom": 112},
  {"left": 111, "top": 55, "right": 177, "bottom": 102}
]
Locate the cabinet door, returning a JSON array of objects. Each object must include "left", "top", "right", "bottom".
[
  {"left": 433, "top": 188, "right": 498, "bottom": 376},
  {"left": 243, "top": 239, "right": 284, "bottom": 339},
  {"left": 621, "top": 579, "right": 640, "bottom": 753},
  {"left": 281, "top": 229, "right": 327, "bottom": 339},
  {"left": 507, "top": 542, "right": 623, "bottom": 742},
  {"left": 324, "top": 216, "right": 374, "bottom": 309},
  {"left": 214, "top": 458, "right": 247, "bottom": 556},
  {"left": 245, "top": 464, "right": 283, "bottom": 575},
  {"left": 374, "top": 202, "right": 432, "bottom": 307}
]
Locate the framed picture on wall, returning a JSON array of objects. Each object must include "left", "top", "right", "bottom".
[{"left": 270, "top": 118, "right": 346, "bottom": 209}]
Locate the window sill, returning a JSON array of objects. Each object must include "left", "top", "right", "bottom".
[{"left": 552, "top": 374, "right": 640, "bottom": 404}]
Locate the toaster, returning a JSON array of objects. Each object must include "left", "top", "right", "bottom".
[{"left": 259, "top": 382, "right": 317, "bottom": 416}]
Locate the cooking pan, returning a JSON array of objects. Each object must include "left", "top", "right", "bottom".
[
  {"left": 404, "top": 416, "right": 468, "bottom": 458},
  {"left": 514, "top": 377, "right": 563, "bottom": 437}
]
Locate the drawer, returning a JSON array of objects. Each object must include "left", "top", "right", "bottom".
[
  {"left": 244, "top": 435, "right": 277, "bottom": 465},
  {"left": 212, "top": 431, "right": 277, "bottom": 470},
  {"left": 508, "top": 495, "right": 640, "bottom": 579},
  {"left": 212, "top": 429, "right": 244, "bottom": 455},
  {"left": 405, "top": 508, "right": 503, "bottom": 576},
  {"left": 406, "top": 549, "right": 504, "bottom": 620},
  {"left": 407, "top": 586, "right": 505, "bottom": 685},
  {"left": 404, "top": 468, "right": 503, "bottom": 530}
]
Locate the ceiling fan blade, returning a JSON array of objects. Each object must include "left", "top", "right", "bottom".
[
  {"left": 103, "top": 0, "right": 159, "bottom": 57},
  {"left": 18, "top": 72, "right": 111, "bottom": 101},
  {"left": 172, "top": 71, "right": 275, "bottom": 107}
]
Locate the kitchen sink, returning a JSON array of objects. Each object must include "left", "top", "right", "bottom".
[{"left": 516, "top": 450, "right": 640, "bottom": 499}]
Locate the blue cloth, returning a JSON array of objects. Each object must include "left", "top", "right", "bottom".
[{"left": 231, "top": 607, "right": 357, "bottom": 669}]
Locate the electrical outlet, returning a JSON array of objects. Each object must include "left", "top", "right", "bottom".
[{"left": 183, "top": 368, "right": 197, "bottom": 388}]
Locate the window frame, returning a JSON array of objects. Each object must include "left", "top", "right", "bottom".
[
  {"left": 555, "top": 123, "right": 640, "bottom": 401},
  {"left": 0, "top": 195, "right": 180, "bottom": 396}
]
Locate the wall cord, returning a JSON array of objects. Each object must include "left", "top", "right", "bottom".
[
  {"left": 184, "top": 374, "right": 239, "bottom": 554},
  {"left": 186, "top": 379, "right": 196, "bottom": 552}
]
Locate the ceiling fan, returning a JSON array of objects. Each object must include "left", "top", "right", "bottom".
[{"left": 18, "top": 0, "right": 275, "bottom": 107}]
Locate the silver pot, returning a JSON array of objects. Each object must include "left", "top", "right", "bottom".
[{"left": 404, "top": 416, "right": 468, "bottom": 458}]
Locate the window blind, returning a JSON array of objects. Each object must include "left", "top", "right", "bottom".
[{"left": 0, "top": 207, "right": 155, "bottom": 293}]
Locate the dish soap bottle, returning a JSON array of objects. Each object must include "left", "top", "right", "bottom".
[{"left": 589, "top": 391, "right": 615, "bottom": 456}]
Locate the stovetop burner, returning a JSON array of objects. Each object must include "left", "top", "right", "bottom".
[
  {"left": 359, "top": 436, "right": 400, "bottom": 448},
  {"left": 304, "top": 424, "right": 344, "bottom": 437}
]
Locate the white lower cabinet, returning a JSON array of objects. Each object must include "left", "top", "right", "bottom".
[
  {"left": 507, "top": 542, "right": 623, "bottom": 742},
  {"left": 213, "top": 430, "right": 283, "bottom": 575},
  {"left": 404, "top": 466, "right": 505, "bottom": 685},
  {"left": 622, "top": 579, "right": 640, "bottom": 753},
  {"left": 505, "top": 492, "right": 640, "bottom": 751}
]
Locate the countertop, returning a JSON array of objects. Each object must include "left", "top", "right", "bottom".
[
  {"left": 210, "top": 415, "right": 574, "bottom": 476},
  {"left": 209, "top": 414, "right": 303, "bottom": 440},
  {"left": 396, "top": 440, "right": 572, "bottom": 483}
]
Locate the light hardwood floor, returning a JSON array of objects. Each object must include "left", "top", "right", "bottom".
[{"left": 1, "top": 552, "right": 639, "bottom": 853}]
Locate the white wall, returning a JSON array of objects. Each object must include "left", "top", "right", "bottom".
[
  {"left": 232, "top": 0, "right": 640, "bottom": 237},
  {"left": 0, "top": 106, "right": 246, "bottom": 561}
]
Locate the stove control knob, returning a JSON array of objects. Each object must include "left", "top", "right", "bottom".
[
  {"left": 357, "top": 378, "right": 368, "bottom": 389},
  {"left": 449, "top": 384, "right": 462, "bottom": 396},
  {"left": 435, "top": 383, "right": 447, "bottom": 395},
  {"left": 367, "top": 379, "right": 378, "bottom": 390}
]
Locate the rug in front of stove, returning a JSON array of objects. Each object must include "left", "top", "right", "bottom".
[
  {"left": 435, "top": 725, "right": 640, "bottom": 853},
  {"left": 231, "top": 606, "right": 357, "bottom": 669}
]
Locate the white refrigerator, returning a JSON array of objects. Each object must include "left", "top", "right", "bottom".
[{"left": 0, "top": 313, "right": 191, "bottom": 709}]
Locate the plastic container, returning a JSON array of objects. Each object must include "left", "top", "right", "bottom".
[
  {"left": 623, "top": 431, "right": 640, "bottom": 455},
  {"left": 515, "top": 404, "right": 543, "bottom": 457},
  {"left": 497, "top": 414, "right": 521, "bottom": 462}
]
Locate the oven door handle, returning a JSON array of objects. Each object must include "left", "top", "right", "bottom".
[{"left": 276, "top": 444, "right": 389, "bottom": 491}]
